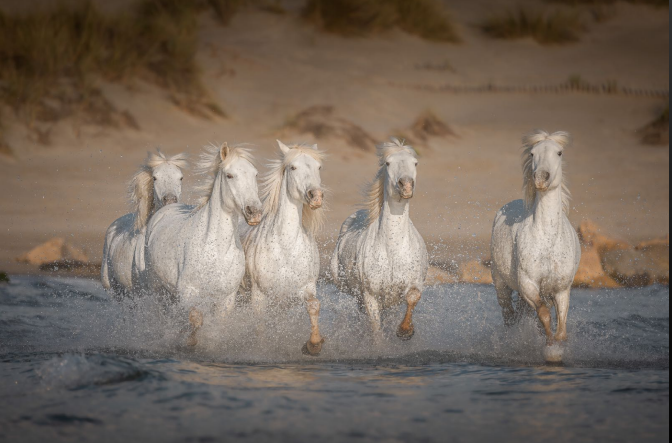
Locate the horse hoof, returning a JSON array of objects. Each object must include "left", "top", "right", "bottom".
[
  {"left": 302, "top": 339, "right": 324, "bottom": 357},
  {"left": 186, "top": 333, "right": 198, "bottom": 347},
  {"left": 397, "top": 326, "right": 415, "bottom": 341},
  {"left": 544, "top": 343, "right": 564, "bottom": 365}
]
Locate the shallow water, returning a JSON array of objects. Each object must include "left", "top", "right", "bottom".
[{"left": 0, "top": 276, "right": 668, "bottom": 442}]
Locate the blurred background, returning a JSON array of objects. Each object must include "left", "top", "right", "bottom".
[{"left": 0, "top": 0, "right": 668, "bottom": 284}]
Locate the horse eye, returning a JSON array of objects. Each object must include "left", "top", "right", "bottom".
[
  {"left": 415, "top": 162, "right": 418, "bottom": 167},
  {"left": 319, "top": 166, "right": 322, "bottom": 170},
  {"left": 530, "top": 153, "right": 534, "bottom": 157},
  {"left": 386, "top": 162, "right": 390, "bottom": 166},
  {"left": 558, "top": 151, "right": 563, "bottom": 157},
  {"left": 153, "top": 177, "right": 157, "bottom": 181},
  {"left": 291, "top": 166, "right": 297, "bottom": 171},
  {"left": 226, "top": 174, "right": 234, "bottom": 179},
  {"left": 180, "top": 177, "right": 183, "bottom": 181}
]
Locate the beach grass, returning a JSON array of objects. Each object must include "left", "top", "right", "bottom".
[
  {"left": 480, "top": 8, "right": 585, "bottom": 44},
  {"left": 0, "top": 0, "right": 229, "bottom": 145},
  {"left": 303, "top": 0, "right": 459, "bottom": 42},
  {"left": 548, "top": 0, "right": 668, "bottom": 7}
]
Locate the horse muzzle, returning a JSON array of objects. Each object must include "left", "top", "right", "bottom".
[
  {"left": 162, "top": 194, "right": 178, "bottom": 206},
  {"left": 534, "top": 171, "right": 551, "bottom": 191},
  {"left": 306, "top": 189, "right": 323, "bottom": 210},
  {"left": 244, "top": 205, "right": 263, "bottom": 226},
  {"left": 398, "top": 178, "right": 414, "bottom": 199}
]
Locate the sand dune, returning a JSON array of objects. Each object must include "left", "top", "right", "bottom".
[{"left": 0, "top": 0, "right": 668, "bottom": 272}]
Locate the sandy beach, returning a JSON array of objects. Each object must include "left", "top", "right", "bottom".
[{"left": 0, "top": 0, "right": 668, "bottom": 273}]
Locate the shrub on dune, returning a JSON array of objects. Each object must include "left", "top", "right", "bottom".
[
  {"left": 0, "top": 0, "right": 231, "bottom": 147},
  {"left": 480, "top": 8, "right": 585, "bottom": 44},
  {"left": 303, "top": 0, "right": 460, "bottom": 42}
]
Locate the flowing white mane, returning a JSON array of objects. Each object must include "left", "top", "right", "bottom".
[
  {"left": 363, "top": 137, "right": 417, "bottom": 226},
  {"left": 260, "top": 144, "right": 326, "bottom": 236},
  {"left": 193, "top": 142, "right": 255, "bottom": 211},
  {"left": 521, "top": 130, "right": 572, "bottom": 214},
  {"left": 128, "top": 149, "right": 189, "bottom": 231}
]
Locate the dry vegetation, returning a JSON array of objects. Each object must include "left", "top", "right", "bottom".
[
  {"left": 280, "top": 105, "right": 376, "bottom": 151},
  {"left": 411, "top": 110, "right": 456, "bottom": 142},
  {"left": 638, "top": 104, "right": 670, "bottom": 145},
  {"left": 0, "top": 0, "right": 251, "bottom": 151},
  {"left": 548, "top": 0, "right": 668, "bottom": 6},
  {"left": 303, "top": 0, "right": 460, "bottom": 42},
  {"left": 480, "top": 8, "right": 586, "bottom": 44}
]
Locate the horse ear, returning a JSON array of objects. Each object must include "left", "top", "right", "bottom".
[
  {"left": 277, "top": 140, "right": 291, "bottom": 154},
  {"left": 220, "top": 142, "right": 230, "bottom": 161},
  {"left": 311, "top": 144, "right": 319, "bottom": 150}
]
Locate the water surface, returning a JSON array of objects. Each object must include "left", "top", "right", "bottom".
[{"left": 0, "top": 276, "right": 668, "bottom": 442}]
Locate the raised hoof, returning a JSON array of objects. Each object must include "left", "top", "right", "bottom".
[
  {"left": 397, "top": 326, "right": 415, "bottom": 341},
  {"left": 302, "top": 339, "right": 324, "bottom": 357}
]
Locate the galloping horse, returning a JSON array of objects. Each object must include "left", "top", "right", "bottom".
[
  {"left": 490, "top": 130, "right": 581, "bottom": 363},
  {"left": 332, "top": 138, "right": 428, "bottom": 343},
  {"left": 241, "top": 140, "right": 326, "bottom": 356},
  {"left": 101, "top": 149, "right": 188, "bottom": 299},
  {"left": 142, "top": 143, "right": 262, "bottom": 346}
]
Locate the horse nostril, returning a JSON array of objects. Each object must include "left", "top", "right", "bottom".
[
  {"left": 307, "top": 190, "right": 314, "bottom": 200},
  {"left": 245, "top": 206, "right": 253, "bottom": 215}
]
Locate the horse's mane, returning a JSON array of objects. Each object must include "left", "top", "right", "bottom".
[
  {"left": 521, "top": 130, "right": 572, "bottom": 214},
  {"left": 128, "top": 149, "right": 189, "bottom": 231},
  {"left": 363, "top": 137, "right": 417, "bottom": 226},
  {"left": 261, "top": 143, "right": 326, "bottom": 236},
  {"left": 193, "top": 142, "right": 255, "bottom": 211}
]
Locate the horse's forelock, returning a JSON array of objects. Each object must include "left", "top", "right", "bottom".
[
  {"left": 521, "top": 130, "right": 572, "bottom": 214},
  {"left": 193, "top": 143, "right": 255, "bottom": 211},
  {"left": 260, "top": 144, "right": 326, "bottom": 236}
]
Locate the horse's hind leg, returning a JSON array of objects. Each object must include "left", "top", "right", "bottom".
[
  {"left": 397, "top": 287, "right": 421, "bottom": 341},
  {"left": 493, "top": 274, "right": 516, "bottom": 326},
  {"left": 302, "top": 289, "right": 325, "bottom": 357}
]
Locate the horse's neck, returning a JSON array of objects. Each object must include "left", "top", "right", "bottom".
[
  {"left": 374, "top": 188, "right": 412, "bottom": 241},
  {"left": 194, "top": 176, "right": 238, "bottom": 245},
  {"left": 529, "top": 186, "right": 564, "bottom": 238},
  {"left": 267, "top": 178, "right": 306, "bottom": 241}
]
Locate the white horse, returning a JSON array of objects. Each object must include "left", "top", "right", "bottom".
[
  {"left": 490, "top": 130, "right": 581, "bottom": 363},
  {"left": 332, "top": 138, "right": 428, "bottom": 342},
  {"left": 142, "top": 143, "right": 262, "bottom": 346},
  {"left": 241, "top": 140, "right": 326, "bottom": 356},
  {"left": 101, "top": 149, "right": 188, "bottom": 299}
]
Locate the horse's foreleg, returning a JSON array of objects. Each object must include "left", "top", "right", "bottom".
[
  {"left": 187, "top": 307, "right": 203, "bottom": 347},
  {"left": 553, "top": 288, "right": 571, "bottom": 343},
  {"left": 216, "top": 291, "right": 238, "bottom": 320},
  {"left": 397, "top": 287, "right": 421, "bottom": 341},
  {"left": 363, "top": 292, "right": 383, "bottom": 343},
  {"left": 250, "top": 284, "right": 267, "bottom": 339},
  {"left": 302, "top": 292, "right": 325, "bottom": 357},
  {"left": 494, "top": 275, "right": 515, "bottom": 326},
  {"left": 520, "top": 282, "right": 553, "bottom": 346}
]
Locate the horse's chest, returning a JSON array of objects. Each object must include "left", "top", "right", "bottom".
[
  {"left": 183, "top": 240, "right": 245, "bottom": 290},
  {"left": 254, "top": 237, "right": 318, "bottom": 292},
  {"left": 517, "top": 230, "right": 576, "bottom": 290},
  {"left": 361, "top": 237, "right": 426, "bottom": 293}
]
